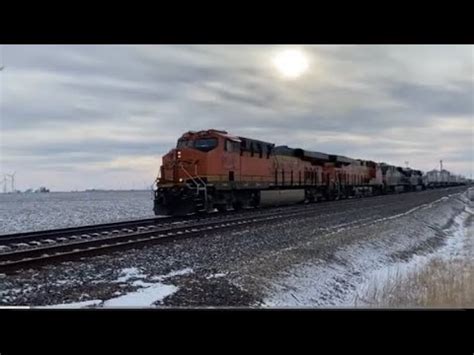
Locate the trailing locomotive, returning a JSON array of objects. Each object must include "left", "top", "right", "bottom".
[{"left": 154, "top": 129, "right": 466, "bottom": 216}]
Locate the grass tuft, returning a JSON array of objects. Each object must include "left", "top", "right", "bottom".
[{"left": 357, "top": 257, "right": 474, "bottom": 308}]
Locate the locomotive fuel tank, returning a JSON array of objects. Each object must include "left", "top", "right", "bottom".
[{"left": 259, "top": 189, "right": 306, "bottom": 206}]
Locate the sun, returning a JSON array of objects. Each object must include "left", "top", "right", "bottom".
[{"left": 273, "top": 49, "right": 309, "bottom": 79}]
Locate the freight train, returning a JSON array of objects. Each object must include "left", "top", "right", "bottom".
[{"left": 154, "top": 129, "right": 467, "bottom": 215}]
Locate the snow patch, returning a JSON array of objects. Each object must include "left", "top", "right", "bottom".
[
  {"left": 150, "top": 267, "right": 194, "bottom": 281},
  {"left": 43, "top": 300, "right": 103, "bottom": 308},
  {"left": 116, "top": 267, "right": 147, "bottom": 282},
  {"left": 206, "top": 272, "right": 227, "bottom": 280},
  {"left": 102, "top": 283, "right": 177, "bottom": 307},
  {"left": 54, "top": 280, "right": 71, "bottom": 286},
  {"left": 102, "top": 267, "right": 193, "bottom": 307},
  {"left": 43, "top": 267, "right": 193, "bottom": 308}
]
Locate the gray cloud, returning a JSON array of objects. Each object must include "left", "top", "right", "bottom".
[
  {"left": 1, "top": 45, "right": 472, "bottom": 191},
  {"left": 385, "top": 79, "right": 473, "bottom": 115}
]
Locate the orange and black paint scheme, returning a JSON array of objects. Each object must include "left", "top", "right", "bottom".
[{"left": 154, "top": 129, "right": 426, "bottom": 216}]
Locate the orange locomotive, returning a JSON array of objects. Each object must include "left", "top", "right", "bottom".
[{"left": 154, "top": 129, "right": 385, "bottom": 215}]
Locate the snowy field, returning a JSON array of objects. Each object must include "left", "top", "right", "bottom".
[{"left": 0, "top": 191, "right": 156, "bottom": 235}]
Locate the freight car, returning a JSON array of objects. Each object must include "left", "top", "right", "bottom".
[
  {"left": 423, "top": 169, "right": 466, "bottom": 188},
  {"left": 154, "top": 129, "right": 465, "bottom": 215}
]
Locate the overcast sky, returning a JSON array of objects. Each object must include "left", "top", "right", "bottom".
[{"left": 0, "top": 45, "right": 472, "bottom": 191}]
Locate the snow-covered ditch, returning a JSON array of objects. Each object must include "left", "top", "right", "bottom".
[
  {"left": 262, "top": 189, "right": 473, "bottom": 307},
  {"left": 350, "top": 202, "right": 473, "bottom": 307}
]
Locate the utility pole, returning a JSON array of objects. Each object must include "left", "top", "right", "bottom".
[{"left": 440, "top": 160, "right": 443, "bottom": 171}]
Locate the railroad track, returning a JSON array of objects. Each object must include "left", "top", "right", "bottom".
[
  {"left": 0, "top": 189, "right": 398, "bottom": 245},
  {"left": 0, "top": 186, "right": 466, "bottom": 273},
  {"left": 0, "top": 203, "right": 337, "bottom": 272}
]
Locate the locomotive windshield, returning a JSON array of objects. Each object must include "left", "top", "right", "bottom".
[
  {"left": 176, "top": 137, "right": 219, "bottom": 152},
  {"left": 194, "top": 138, "right": 218, "bottom": 152},
  {"left": 177, "top": 139, "right": 193, "bottom": 148}
]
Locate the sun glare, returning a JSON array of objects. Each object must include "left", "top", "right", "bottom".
[{"left": 273, "top": 49, "right": 309, "bottom": 79}]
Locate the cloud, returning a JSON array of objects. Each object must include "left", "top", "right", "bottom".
[{"left": 1, "top": 45, "right": 472, "bottom": 190}]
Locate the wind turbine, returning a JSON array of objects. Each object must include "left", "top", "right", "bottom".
[
  {"left": 6, "top": 172, "right": 16, "bottom": 192},
  {"left": 1, "top": 175, "right": 7, "bottom": 193}
]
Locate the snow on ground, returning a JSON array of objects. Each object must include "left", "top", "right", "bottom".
[
  {"left": 262, "top": 188, "right": 473, "bottom": 307},
  {"left": 150, "top": 267, "right": 194, "bottom": 281},
  {"left": 45, "top": 300, "right": 103, "bottom": 308},
  {"left": 115, "top": 267, "right": 148, "bottom": 282},
  {"left": 206, "top": 273, "right": 228, "bottom": 280},
  {"left": 103, "top": 267, "right": 194, "bottom": 307},
  {"left": 345, "top": 202, "right": 473, "bottom": 306},
  {"left": 0, "top": 186, "right": 470, "bottom": 308},
  {"left": 39, "top": 267, "right": 194, "bottom": 308},
  {"left": 102, "top": 282, "right": 177, "bottom": 307},
  {"left": 0, "top": 191, "right": 156, "bottom": 235}
]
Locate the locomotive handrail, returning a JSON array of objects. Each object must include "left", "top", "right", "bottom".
[
  {"left": 179, "top": 163, "right": 199, "bottom": 189},
  {"left": 179, "top": 162, "right": 208, "bottom": 211}
]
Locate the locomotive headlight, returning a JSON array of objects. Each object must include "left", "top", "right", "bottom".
[
  {"left": 179, "top": 178, "right": 184, "bottom": 183},
  {"left": 177, "top": 150, "right": 182, "bottom": 159}
]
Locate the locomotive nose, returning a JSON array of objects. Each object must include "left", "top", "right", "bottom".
[
  {"left": 165, "top": 148, "right": 180, "bottom": 160},
  {"left": 163, "top": 148, "right": 195, "bottom": 184}
]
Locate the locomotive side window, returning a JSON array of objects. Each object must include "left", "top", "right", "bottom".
[
  {"left": 194, "top": 138, "right": 218, "bottom": 152},
  {"left": 240, "top": 140, "right": 245, "bottom": 156},
  {"left": 225, "top": 140, "right": 240, "bottom": 153}
]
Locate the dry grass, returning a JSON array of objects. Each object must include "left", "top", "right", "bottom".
[{"left": 356, "top": 257, "right": 474, "bottom": 308}]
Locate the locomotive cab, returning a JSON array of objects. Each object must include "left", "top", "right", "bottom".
[
  {"left": 155, "top": 130, "right": 242, "bottom": 215},
  {"left": 158, "top": 130, "right": 241, "bottom": 185}
]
